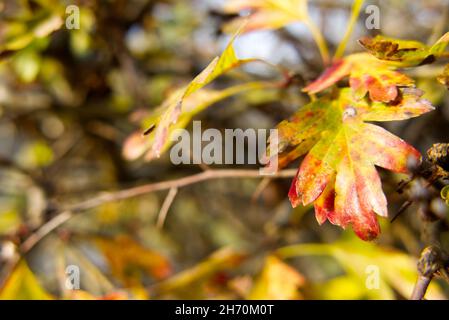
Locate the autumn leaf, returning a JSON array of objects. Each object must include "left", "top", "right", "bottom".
[
  {"left": 278, "top": 239, "right": 445, "bottom": 299},
  {"left": 69, "top": 290, "right": 130, "bottom": 300},
  {"left": 95, "top": 235, "right": 172, "bottom": 288},
  {"left": 248, "top": 255, "right": 304, "bottom": 300},
  {"left": 222, "top": 0, "right": 308, "bottom": 33},
  {"left": 303, "top": 53, "right": 414, "bottom": 102},
  {"left": 437, "top": 64, "right": 449, "bottom": 89},
  {"left": 272, "top": 88, "right": 433, "bottom": 240},
  {"left": 123, "top": 83, "right": 272, "bottom": 161},
  {"left": 0, "top": 6, "right": 64, "bottom": 59},
  {"left": 359, "top": 32, "right": 449, "bottom": 67},
  {"left": 0, "top": 260, "right": 53, "bottom": 300},
  {"left": 124, "top": 32, "right": 277, "bottom": 161},
  {"left": 154, "top": 247, "right": 245, "bottom": 295}
]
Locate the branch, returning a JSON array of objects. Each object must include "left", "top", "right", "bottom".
[
  {"left": 411, "top": 245, "right": 448, "bottom": 300},
  {"left": 19, "top": 168, "right": 297, "bottom": 253}
]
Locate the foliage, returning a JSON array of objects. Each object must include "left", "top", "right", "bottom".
[{"left": 0, "top": 0, "right": 448, "bottom": 301}]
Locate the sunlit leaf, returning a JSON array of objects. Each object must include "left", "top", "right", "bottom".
[
  {"left": 0, "top": 260, "right": 53, "bottom": 300},
  {"left": 69, "top": 290, "right": 130, "bottom": 300},
  {"left": 303, "top": 53, "right": 414, "bottom": 102},
  {"left": 0, "top": 12, "right": 63, "bottom": 58},
  {"left": 279, "top": 238, "right": 445, "bottom": 299},
  {"left": 437, "top": 64, "right": 449, "bottom": 89},
  {"left": 272, "top": 88, "right": 433, "bottom": 240},
  {"left": 154, "top": 247, "right": 245, "bottom": 294},
  {"left": 223, "top": 0, "right": 308, "bottom": 33},
  {"left": 248, "top": 255, "right": 304, "bottom": 299},
  {"left": 359, "top": 33, "right": 449, "bottom": 67},
  {"left": 123, "top": 82, "right": 272, "bottom": 161},
  {"left": 124, "top": 31, "right": 277, "bottom": 161}
]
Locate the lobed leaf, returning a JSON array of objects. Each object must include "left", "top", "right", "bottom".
[
  {"left": 273, "top": 89, "right": 433, "bottom": 240},
  {"left": 303, "top": 53, "right": 414, "bottom": 102}
]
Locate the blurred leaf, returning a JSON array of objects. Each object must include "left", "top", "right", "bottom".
[
  {"left": 0, "top": 210, "right": 21, "bottom": 234},
  {"left": 16, "top": 140, "right": 54, "bottom": 168},
  {"left": 279, "top": 238, "right": 445, "bottom": 299},
  {"left": 0, "top": 260, "right": 53, "bottom": 300},
  {"left": 223, "top": 0, "right": 308, "bottom": 33},
  {"left": 313, "top": 275, "right": 365, "bottom": 300},
  {"left": 154, "top": 247, "right": 245, "bottom": 294},
  {"left": 441, "top": 185, "right": 449, "bottom": 205},
  {"left": 95, "top": 235, "right": 172, "bottom": 288},
  {"left": 12, "top": 49, "right": 41, "bottom": 82},
  {"left": 69, "top": 290, "right": 130, "bottom": 300},
  {"left": 248, "top": 255, "right": 304, "bottom": 299},
  {"left": 1, "top": 11, "right": 62, "bottom": 58},
  {"left": 437, "top": 64, "right": 449, "bottom": 90}
]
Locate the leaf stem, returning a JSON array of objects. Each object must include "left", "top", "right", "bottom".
[
  {"left": 304, "top": 18, "right": 330, "bottom": 65},
  {"left": 334, "top": 0, "right": 365, "bottom": 60}
]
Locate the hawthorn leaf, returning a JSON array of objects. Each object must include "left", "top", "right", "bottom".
[
  {"left": 359, "top": 32, "right": 449, "bottom": 67},
  {"left": 222, "top": 0, "right": 308, "bottom": 33},
  {"left": 131, "top": 33, "right": 271, "bottom": 161},
  {"left": 123, "top": 82, "right": 273, "bottom": 161},
  {"left": 303, "top": 53, "right": 414, "bottom": 102},
  {"left": 273, "top": 89, "right": 434, "bottom": 240}
]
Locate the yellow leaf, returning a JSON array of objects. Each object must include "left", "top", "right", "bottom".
[
  {"left": 248, "top": 255, "right": 304, "bottom": 300},
  {"left": 223, "top": 0, "right": 308, "bottom": 33},
  {"left": 0, "top": 260, "right": 53, "bottom": 300}
]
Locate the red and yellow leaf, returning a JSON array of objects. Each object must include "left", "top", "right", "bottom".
[
  {"left": 274, "top": 88, "right": 434, "bottom": 240},
  {"left": 303, "top": 53, "right": 414, "bottom": 102}
]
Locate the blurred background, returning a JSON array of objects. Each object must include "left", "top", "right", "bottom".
[{"left": 0, "top": 0, "right": 448, "bottom": 299}]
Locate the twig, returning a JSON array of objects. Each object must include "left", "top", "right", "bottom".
[
  {"left": 156, "top": 187, "right": 178, "bottom": 229},
  {"left": 411, "top": 275, "right": 432, "bottom": 300},
  {"left": 410, "top": 245, "right": 447, "bottom": 300}
]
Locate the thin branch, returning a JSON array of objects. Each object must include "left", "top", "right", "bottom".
[
  {"left": 156, "top": 187, "right": 178, "bottom": 229},
  {"left": 19, "top": 168, "right": 297, "bottom": 254}
]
